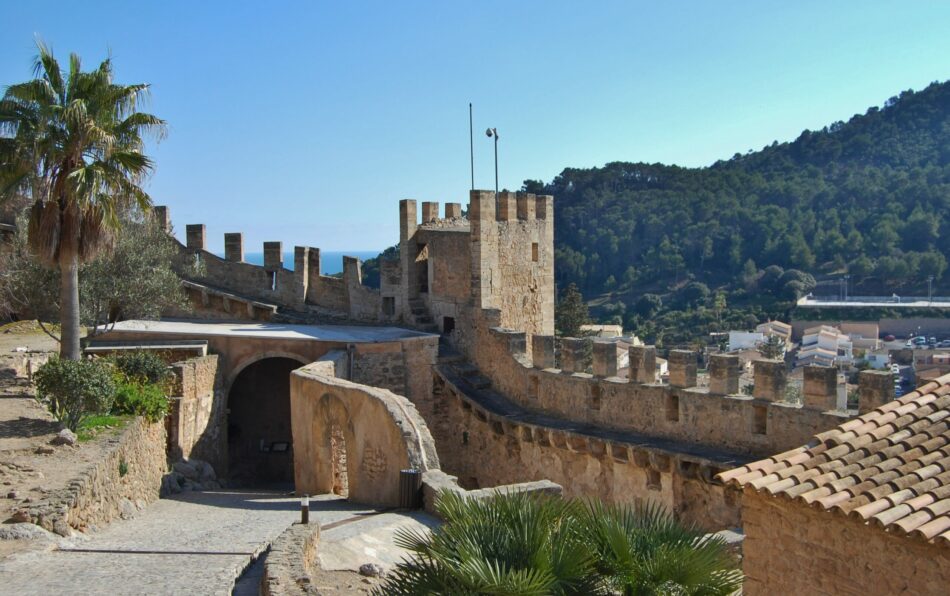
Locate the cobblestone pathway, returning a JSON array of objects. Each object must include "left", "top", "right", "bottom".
[{"left": 0, "top": 490, "right": 373, "bottom": 596}]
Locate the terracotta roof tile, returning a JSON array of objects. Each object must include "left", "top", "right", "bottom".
[{"left": 717, "top": 372, "right": 950, "bottom": 547}]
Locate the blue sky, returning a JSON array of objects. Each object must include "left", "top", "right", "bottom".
[{"left": 3, "top": 1, "right": 950, "bottom": 251}]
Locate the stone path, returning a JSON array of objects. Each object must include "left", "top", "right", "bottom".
[
  {"left": 318, "top": 509, "right": 437, "bottom": 572},
  {"left": 0, "top": 491, "right": 377, "bottom": 596}
]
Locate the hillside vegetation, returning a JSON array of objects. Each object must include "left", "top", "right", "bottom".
[{"left": 522, "top": 80, "right": 950, "bottom": 346}]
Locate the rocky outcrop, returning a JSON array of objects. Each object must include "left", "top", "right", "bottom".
[{"left": 160, "top": 458, "right": 221, "bottom": 495}]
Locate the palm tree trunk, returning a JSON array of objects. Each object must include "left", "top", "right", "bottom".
[{"left": 59, "top": 255, "right": 82, "bottom": 360}]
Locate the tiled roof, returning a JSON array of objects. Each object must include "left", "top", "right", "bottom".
[{"left": 718, "top": 372, "right": 950, "bottom": 547}]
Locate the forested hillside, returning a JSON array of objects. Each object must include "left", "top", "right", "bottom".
[{"left": 522, "top": 80, "right": 950, "bottom": 345}]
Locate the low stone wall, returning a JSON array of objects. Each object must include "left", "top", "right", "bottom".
[
  {"left": 1, "top": 352, "right": 50, "bottom": 379},
  {"left": 261, "top": 522, "right": 321, "bottom": 596},
  {"left": 20, "top": 417, "right": 167, "bottom": 535},
  {"left": 421, "top": 469, "right": 562, "bottom": 515}
]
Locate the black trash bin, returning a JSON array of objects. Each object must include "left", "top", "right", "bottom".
[{"left": 399, "top": 468, "right": 422, "bottom": 509}]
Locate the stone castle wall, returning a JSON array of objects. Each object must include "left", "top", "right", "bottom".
[
  {"left": 167, "top": 355, "right": 226, "bottom": 472},
  {"left": 428, "top": 367, "right": 740, "bottom": 530},
  {"left": 154, "top": 207, "right": 379, "bottom": 322},
  {"left": 475, "top": 326, "right": 858, "bottom": 459},
  {"left": 741, "top": 490, "right": 950, "bottom": 595}
]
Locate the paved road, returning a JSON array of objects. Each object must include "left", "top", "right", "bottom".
[{"left": 0, "top": 490, "right": 375, "bottom": 596}]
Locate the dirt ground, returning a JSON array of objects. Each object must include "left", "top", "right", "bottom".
[
  {"left": 308, "top": 568, "right": 378, "bottom": 594},
  {"left": 0, "top": 321, "right": 60, "bottom": 354},
  {"left": 0, "top": 328, "right": 123, "bottom": 561}
]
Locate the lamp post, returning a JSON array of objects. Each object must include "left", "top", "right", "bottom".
[
  {"left": 486, "top": 127, "right": 499, "bottom": 194},
  {"left": 469, "top": 103, "right": 474, "bottom": 191},
  {"left": 300, "top": 494, "right": 309, "bottom": 524},
  {"left": 928, "top": 275, "right": 935, "bottom": 304},
  {"left": 844, "top": 275, "right": 850, "bottom": 302}
]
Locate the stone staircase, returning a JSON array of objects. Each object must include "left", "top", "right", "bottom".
[
  {"left": 408, "top": 297, "right": 440, "bottom": 333},
  {"left": 438, "top": 339, "right": 493, "bottom": 392}
]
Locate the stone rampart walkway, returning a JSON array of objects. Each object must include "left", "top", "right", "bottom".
[{"left": 0, "top": 490, "right": 374, "bottom": 596}]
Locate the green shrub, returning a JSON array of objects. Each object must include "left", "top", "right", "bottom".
[
  {"left": 112, "top": 351, "right": 171, "bottom": 387},
  {"left": 112, "top": 378, "right": 169, "bottom": 422},
  {"left": 34, "top": 358, "right": 116, "bottom": 431},
  {"left": 77, "top": 414, "right": 126, "bottom": 442},
  {"left": 377, "top": 492, "right": 743, "bottom": 595}
]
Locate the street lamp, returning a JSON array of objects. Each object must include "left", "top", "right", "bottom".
[
  {"left": 844, "top": 275, "right": 850, "bottom": 302},
  {"left": 486, "top": 127, "right": 499, "bottom": 194},
  {"left": 928, "top": 275, "right": 935, "bottom": 303}
]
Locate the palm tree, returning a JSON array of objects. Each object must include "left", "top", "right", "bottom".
[
  {"left": 0, "top": 41, "right": 165, "bottom": 359},
  {"left": 377, "top": 491, "right": 603, "bottom": 595}
]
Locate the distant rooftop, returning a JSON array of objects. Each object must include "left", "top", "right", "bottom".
[
  {"left": 798, "top": 295, "right": 950, "bottom": 308},
  {"left": 106, "top": 320, "right": 436, "bottom": 343}
]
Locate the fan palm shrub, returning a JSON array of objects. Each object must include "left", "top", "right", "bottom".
[
  {"left": 377, "top": 490, "right": 603, "bottom": 595},
  {"left": 0, "top": 41, "right": 165, "bottom": 359},
  {"left": 378, "top": 492, "right": 742, "bottom": 595},
  {"left": 578, "top": 500, "right": 742, "bottom": 595}
]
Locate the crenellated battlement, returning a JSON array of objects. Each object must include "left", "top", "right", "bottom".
[
  {"left": 155, "top": 206, "right": 384, "bottom": 323},
  {"left": 474, "top": 323, "right": 868, "bottom": 459},
  {"left": 154, "top": 189, "right": 555, "bottom": 336}
]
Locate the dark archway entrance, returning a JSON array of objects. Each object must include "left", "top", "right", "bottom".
[{"left": 227, "top": 357, "right": 301, "bottom": 487}]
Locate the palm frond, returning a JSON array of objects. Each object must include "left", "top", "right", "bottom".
[
  {"left": 3, "top": 79, "right": 57, "bottom": 107},
  {"left": 32, "top": 40, "right": 65, "bottom": 101}
]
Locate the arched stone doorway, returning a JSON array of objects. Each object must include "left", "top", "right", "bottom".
[{"left": 227, "top": 357, "right": 304, "bottom": 487}]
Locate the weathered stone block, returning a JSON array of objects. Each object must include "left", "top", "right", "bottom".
[
  {"left": 568, "top": 435, "right": 588, "bottom": 453},
  {"left": 532, "top": 335, "right": 556, "bottom": 369},
  {"left": 592, "top": 339, "right": 618, "bottom": 377},
  {"left": 859, "top": 370, "right": 894, "bottom": 413},
  {"left": 668, "top": 350, "right": 697, "bottom": 388},
  {"left": 263, "top": 241, "right": 283, "bottom": 271},
  {"left": 421, "top": 201, "right": 439, "bottom": 223},
  {"left": 469, "top": 190, "right": 495, "bottom": 228},
  {"left": 492, "top": 328, "right": 526, "bottom": 358},
  {"left": 224, "top": 233, "right": 244, "bottom": 262},
  {"left": 153, "top": 205, "right": 170, "bottom": 232},
  {"left": 559, "top": 337, "right": 588, "bottom": 373},
  {"left": 535, "top": 195, "right": 553, "bottom": 220},
  {"left": 803, "top": 365, "right": 838, "bottom": 411},
  {"left": 444, "top": 202, "right": 462, "bottom": 219},
  {"left": 629, "top": 345, "right": 657, "bottom": 383},
  {"left": 186, "top": 224, "right": 206, "bottom": 250},
  {"left": 399, "top": 199, "right": 417, "bottom": 242},
  {"left": 609, "top": 442, "right": 629, "bottom": 463},
  {"left": 753, "top": 360, "right": 787, "bottom": 402},
  {"left": 588, "top": 438, "right": 607, "bottom": 459},
  {"left": 516, "top": 192, "right": 536, "bottom": 220},
  {"left": 708, "top": 353, "right": 740, "bottom": 395},
  {"left": 496, "top": 191, "right": 516, "bottom": 222}
]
